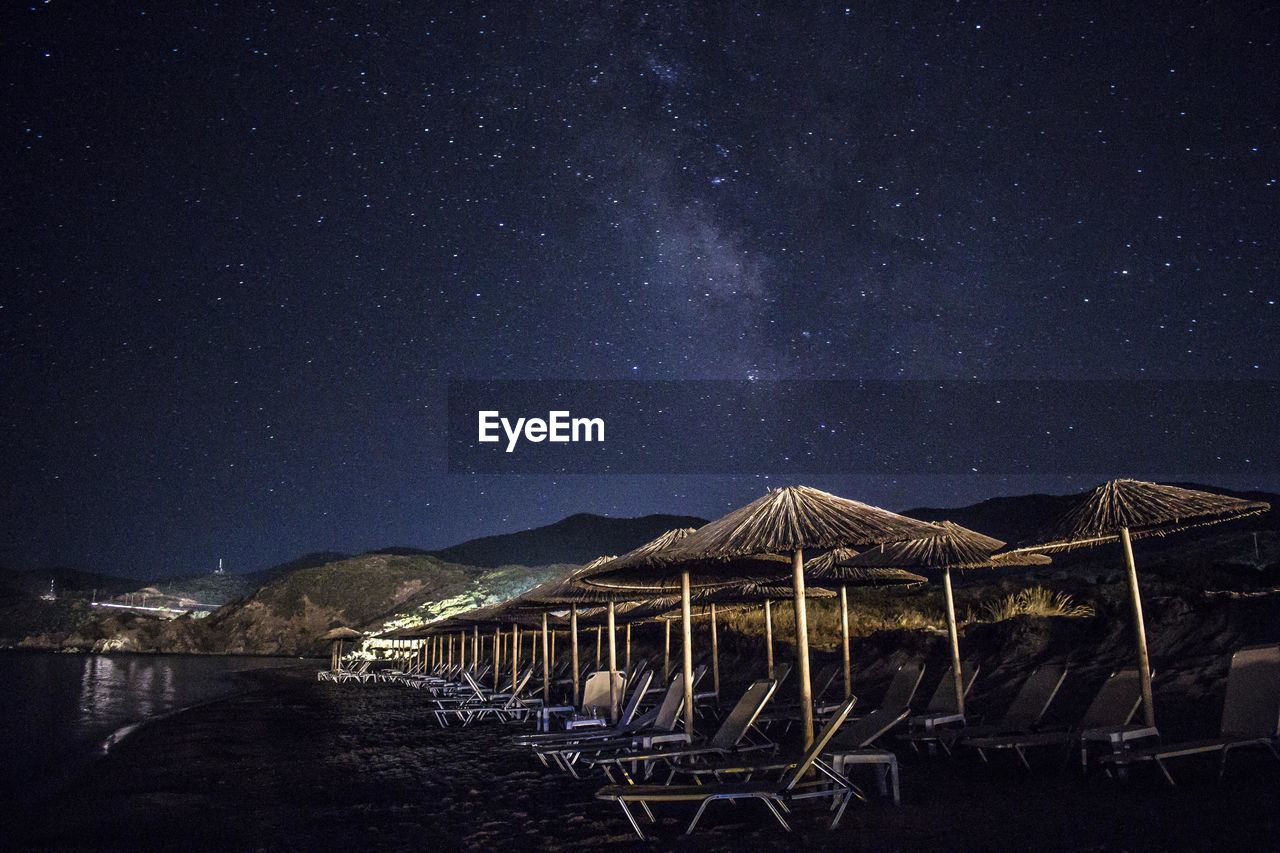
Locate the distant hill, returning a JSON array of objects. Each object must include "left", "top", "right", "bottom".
[{"left": 428, "top": 512, "right": 708, "bottom": 568}]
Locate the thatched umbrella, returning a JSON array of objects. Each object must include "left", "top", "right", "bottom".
[
  {"left": 1011, "top": 479, "right": 1269, "bottom": 727},
  {"left": 807, "top": 549, "right": 927, "bottom": 699},
  {"left": 654, "top": 486, "right": 938, "bottom": 747},
  {"left": 842, "top": 522, "right": 1049, "bottom": 715},
  {"left": 512, "top": 559, "right": 658, "bottom": 717},
  {"left": 319, "top": 626, "right": 362, "bottom": 672},
  {"left": 692, "top": 576, "right": 834, "bottom": 692},
  {"left": 582, "top": 533, "right": 784, "bottom": 740}
]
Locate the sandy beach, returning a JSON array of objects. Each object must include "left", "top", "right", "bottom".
[{"left": 14, "top": 658, "right": 1278, "bottom": 852}]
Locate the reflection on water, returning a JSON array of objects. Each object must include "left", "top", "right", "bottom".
[{"left": 0, "top": 652, "right": 293, "bottom": 810}]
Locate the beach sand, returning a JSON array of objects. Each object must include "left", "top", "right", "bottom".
[{"left": 13, "top": 663, "right": 1280, "bottom": 851}]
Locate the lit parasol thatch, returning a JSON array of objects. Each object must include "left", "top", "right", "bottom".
[
  {"left": 319, "top": 626, "right": 363, "bottom": 673},
  {"left": 592, "top": 485, "right": 938, "bottom": 747},
  {"left": 838, "top": 521, "right": 1049, "bottom": 714},
  {"left": 1012, "top": 479, "right": 1269, "bottom": 727},
  {"left": 806, "top": 548, "right": 928, "bottom": 699}
]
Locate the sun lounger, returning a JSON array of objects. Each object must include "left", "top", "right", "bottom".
[
  {"left": 534, "top": 670, "right": 649, "bottom": 735},
  {"left": 948, "top": 664, "right": 1068, "bottom": 754},
  {"left": 821, "top": 660, "right": 924, "bottom": 720},
  {"left": 579, "top": 679, "right": 780, "bottom": 783},
  {"left": 595, "top": 694, "right": 861, "bottom": 839},
  {"left": 965, "top": 668, "right": 1144, "bottom": 769},
  {"left": 897, "top": 662, "right": 980, "bottom": 751},
  {"left": 432, "top": 667, "right": 536, "bottom": 727},
  {"left": 1099, "top": 645, "right": 1280, "bottom": 785},
  {"left": 528, "top": 673, "right": 691, "bottom": 777},
  {"left": 318, "top": 659, "right": 373, "bottom": 683}
]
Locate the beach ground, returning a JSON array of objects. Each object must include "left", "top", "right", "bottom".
[{"left": 16, "top": 665, "right": 1280, "bottom": 852}]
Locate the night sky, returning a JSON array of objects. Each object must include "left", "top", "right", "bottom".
[{"left": 3, "top": 2, "right": 1277, "bottom": 577}]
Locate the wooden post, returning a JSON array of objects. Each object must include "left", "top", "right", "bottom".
[
  {"left": 840, "top": 584, "right": 852, "bottom": 699},
  {"left": 530, "top": 625, "right": 538, "bottom": 669},
  {"left": 1121, "top": 526, "right": 1156, "bottom": 727},
  {"left": 792, "top": 547, "right": 815, "bottom": 749},
  {"left": 493, "top": 628, "right": 501, "bottom": 691},
  {"left": 570, "top": 604, "right": 581, "bottom": 706},
  {"left": 710, "top": 602, "right": 720, "bottom": 697},
  {"left": 473, "top": 626, "right": 479, "bottom": 664},
  {"left": 595, "top": 625, "right": 602, "bottom": 668},
  {"left": 663, "top": 619, "right": 671, "bottom": 679},
  {"left": 680, "top": 570, "right": 695, "bottom": 741},
  {"left": 607, "top": 600, "right": 619, "bottom": 722},
  {"left": 541, "top": 611, "right": 551, "bottom": 704},
  {"left": 942, "top": 568, "right": 965, "bottom": 716},
  {"left": 551, "top": 627, "right": 557, "bottom": 666},
  {"left": 447, "top": 634, "right": 453, "bottom": 668},
  {"left": 511, "top": 623, "right": 519, "bottom": 693},
  {"left": 459, "top": 631, "right": 466, "bottom": 670},
  {"left": 764, "top": 598, "right": 774, "bottom": 679},
  {"left": 625, "top": 622, "right": 632, "bottom": 673}
]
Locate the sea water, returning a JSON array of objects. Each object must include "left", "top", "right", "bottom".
[{"left": 0, "top": 651, "right": 295, "bottom": 814}]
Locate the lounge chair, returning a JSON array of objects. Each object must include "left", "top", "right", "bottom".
[
  {"left": 529, "top": 673, "right": 691, "bottom": 777},
  {"left": 318, "top": 659, "right": 373, "bottom": 683},
  {"left": 432, "top": 668, "right": 536, "bottom": 727},
  {"left": 756, "top": 663, "right": 836, "bottom": 729},
  {"left": 595, "top": 695, "right": 861, "bottom": 839},
  {"left": 897, "top": 662, "right": 980, "bottom": 752},
  {"left": 1099, "top": 645, "right": 1280, "bottom": 785},
  {"left": 529, "top": 670, "right": 650, "bottom": 738},
  {"left": 578, "top": 679, "right": 779, "bottom": 783},
  {"left": 965, "top": 667, "right": 1144, "bottom": 769},
  {"left": 950, "top": 664, "right": 1068, "bottom": 753},
  {"left": 821, "top": 660, "right": 924, "bottom": 720}
]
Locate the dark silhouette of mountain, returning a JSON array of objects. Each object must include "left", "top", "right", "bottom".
[
  {"left": 245, "top": 551, "right": 352, "bottom": 585},
  {"left": 429, "top": 512, "right": 708, "bottom": 568}
]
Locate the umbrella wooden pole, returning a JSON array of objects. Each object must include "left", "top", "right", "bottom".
[
  {"left": 459, "top": 631, "right": 466, "bottom": 670},
  {"left": 625, "top": 623, "right": 632, "bottom": 673},
  {"left": 764, "top": 598, "right": 774, "bottom": 679},
  {"left": 570, "top": 604, "right": 581, "bottom": 705},
  {"left": 680, "top": 570, "right": 695, "bottom": 741},
  {"left": 607, "top": 601, "right": 619, "bottom": 722},
  {"left": 595, "top": 626, "right": 602, "bottom": 668},
  {"left": 840, "top": 585, "right": 852, "bottom": 699},
  {"left": 473, "top": 626, "right": 479, "bottom": 665},
  {"left": 663, "top": 620, "right": 671, "bottom": 679},
  {"left": 1121, "top": 526, "right": 1156, "bottom": 727},
  {"left": 551, "top": 628, "right": 557, "bottom": 666},
  {"left": 448, "top": 635, "right": 454, "bottom": 668},
  {"left": 530, "top": 626, "right": 537, "bottom": 669},
  {"left": 493, "top": 628, "right": 501, "bottom": 690},
  {"left": 792, "top": 547, "right": 815, "bottom": 749},
  {"left": 942, "top": 568, "right": 965, "bottom": 716},
  {"left": 504, "top": 622, "right": 514, "bottom": 696},
  {"left": 710, "top": 602, "right": 720, "bottom": 698},
  {"left": 541, "top": 612, "right": 551, "bottom": 704}
]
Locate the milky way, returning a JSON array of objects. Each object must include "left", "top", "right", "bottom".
[{"left": 2, "top": 2, "right": 1276, "bottom": 575}]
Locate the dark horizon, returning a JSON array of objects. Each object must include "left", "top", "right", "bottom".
[{"left": 4, "top": 2, "right": 1277, "bottom": 578}]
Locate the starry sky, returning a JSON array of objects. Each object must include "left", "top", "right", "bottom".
[{"left": 2, "top": 2, "right": 1277, "bottom": 577}]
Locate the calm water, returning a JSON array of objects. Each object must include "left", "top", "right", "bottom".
[{"left": 0, "top": 652, "right": 296, "bottom": 810}]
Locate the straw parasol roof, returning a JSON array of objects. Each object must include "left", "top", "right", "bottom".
[
  {"left": 806, "top": 548, "right": 928, "bottom": 586},
  {"left": 692, "top": 579, "right": 836, "bottom": 605},
  {"left": 582, "top": 552, "right": 791, "bottom": 591},
  {"left": 1014, "top": 479, "right": 1271, "bottom": 552},
  {"left": 842, "top": 521, "right": 1008, "bottom": 570},
  {"left": 318, "top": 626, "right": 363, "bottom": 641},
  {"left": 664, "top": 486, "right": 939, "bottom": 560}
]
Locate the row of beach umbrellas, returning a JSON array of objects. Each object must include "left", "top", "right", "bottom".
[{"left": 350, "top": 480, "right": 1267, "bottom": 744}]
